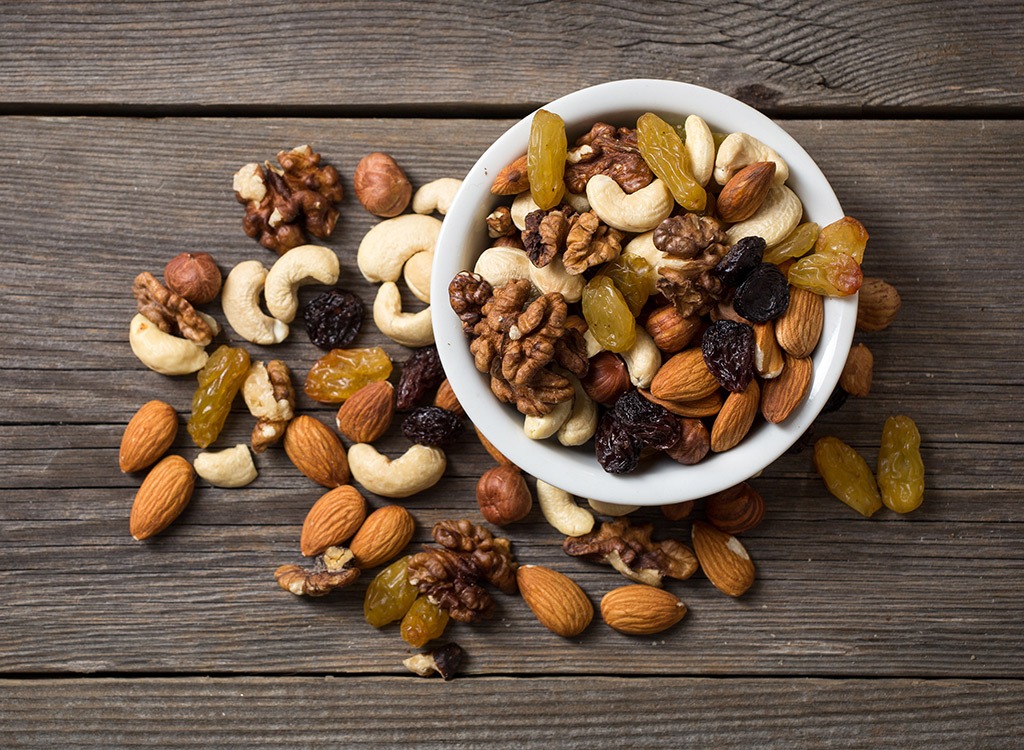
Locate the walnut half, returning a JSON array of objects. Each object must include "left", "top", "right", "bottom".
[
  {"left": 563, "top": 518, "right": 698, "bottom": 587},
  {"left": 274, "top": 546, "right": 360, "bottom": 596}
]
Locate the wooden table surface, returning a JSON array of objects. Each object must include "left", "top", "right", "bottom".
[{"left": 2, "top": 2, "right": 1023, "bottom": 747}]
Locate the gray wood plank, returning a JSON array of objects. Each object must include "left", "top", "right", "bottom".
[
  {"left": 1, "top": 677, "right": 1022, "bottom": 749},
  {"left": 1, "top": 1, "right": 1022, "bottom": 112}
]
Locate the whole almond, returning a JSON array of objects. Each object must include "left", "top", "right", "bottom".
[
  {"left": 856, "top": 277, "right": 901, "bottom": 331},
  {"left": 129, "top": 455, "right": 195, "bottom": 540},
  {"left": 353, "top": 152, "right": 412, "bottom": 217},
  {"left": 710, "top": 380, "right": 760, "bottom": 452},
  {"left": 753, "top": 321, "right": 784, "bottom": 379},
  {"left": 349, "top": 505, "right": 415, "bottom": 568},
  {"left": 704, "top": 482, "right": 765, "bottom": 535},
  {"left": 716, "top": 161, "right": 776, "bottom": 222},
  {"left": 650, "top": 348, "right": 720, "bottom": 402},
  {"left": 475, "top": 425, "right": 514, "bottom": 466},
  {"left": 335, "top": 381, "right": 395, "bottom": 443},
  {"left": 644, "top": 305, "right": 701, "bottom": 353},
  {"left": 284, "top": 415, "right": 350, "bottom": 488},
  {"left": 664, "top": 418, "right": 710, "bottom": 465},
  {"left": 641, "top": 388, "right": 723, "bottom": 418},
  {"left": 491, "top": 154, "right": 529, "bottom": 195},
  {"left": 600, "top": 585, "right": 687, "bottom": 635},
  {"left": 840, "top": 343, "right": 873, "bottom": 397},
  {"left": 692, "top": 521, "right": 755, "bottom": 597},
  {"left": 120, "top": 400, "right": 178, "bottom": 473},
  {"left": 433, "top": 379, "right": 464, "bottom": 416},
  {"left": 761, "top": 354, "right": 812, "bottom": 423},
  {"left": 517, "top": 565, "right": 594, "bottom": 638},
  {"left": 301, "top": 485, "right": 368, "bottom": 557},
  {"left": 775, "top": 286, "right": 824, "bottom": 358}
]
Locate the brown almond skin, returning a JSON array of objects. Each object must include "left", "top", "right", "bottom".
[
  {"left": 775, "top": 286, "right": 824, "bottom": 358},
  {"left": 353, "top": 152, "right": 412, "bottom": 217},
  {"left": 716, "top": 161, "right": 776, "bottom": 223},
  {"left": 761, "top": 355, "right": 812, "bottom": 424},
  {"left": 120, "top": 400, "right": 178, "bottom": 473},
  {"left": 641, "top": 389, "right": 723, "bottom": 418},
  {"left": 335, "top": 381, "right": 395, "bottom": 443},
  {"left": 840, "top": 343, "right": 873, "bottom": 397},
  {"left": 856, "top": 277, "right": 902, "bottom": 332},
  {"left": 301, "top": 485, "right": 368, "bottom": 557},
  {"left": 433, "top": 379, "right": 464, "bottom": 416},
  {"left": 710, "top": 380, "right": 760, "bottom": 452},
  {"left": 130, "top": 455, "right": 195, "bottom": 540},
  {"left": 650, "top": 348, "right": 720, "bottom": 402},
  {"left": 491, "top": 154, "right": 529, "bottom": 195},
  {"left": 477, "top": 466, "right": 533, "bottom": 526},
  {"left": 284, "top": 415, "right": 350, "bottom": 488},
  {"left": 600, "top": 585, "right": 687, "bottom": 635},
  {"left": 692, "top": 521, "right": 755, "bottom": 597},
  {"left": 704, "top": 482, "right": 765, "bottom": 535},
  {"left": 753, "top": 321, "right": 785, "bottom": 379},
  {"left": 517, "top": 565, "right": 594, "bottom": 638},
  {"left": 349, "top": 505, "right": 415, "bottom": 568}
]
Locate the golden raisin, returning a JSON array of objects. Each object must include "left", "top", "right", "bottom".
[
  {"left": 400, "top": 594, "right": 450, "bottom": 648},
  {"left": 364, "top": 556, "right": 419, "bottom": 628},
  {"left": 815, "top": 216, "right": 869, "bottom": 264},
  {"left": 187, "top": 345, "right": 251, "bottom": 448},
  {"left": 764, "top": 222, "right": 819, "bottom": 265},
  {"left": 527, "top": 109, "right": 567, "bottom": 210},
  {"left": 600, "top": 253, "right": 653, "bottom": 317},
  {"left": 788, "top": 250, "right": 863, "bottom": 297},
  {"left": 582, "top": 275, "right": 635, "bottom": 352},
  {"left": 304, "top": 347, "right": 393, "bottom": 403},
  {"left": 877, "top": 415, "right": 925, "bottom": 513},
  {"left": 636, "top": 112, "right": 706, "bottom": 211},
  {"left": 813, "top": 436, "right": 882, "bottom": 517}
]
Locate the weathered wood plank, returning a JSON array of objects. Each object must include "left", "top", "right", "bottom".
[
  {"left": 2, "top": 677, "right": 1023, "bottom": 749},
  {"left": 1, "top": 2, "right": 1023, "bottom": 113}
]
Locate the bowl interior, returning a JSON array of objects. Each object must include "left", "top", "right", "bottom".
[{"left": 431, "top": 78, "right": 855, "bottom": 505}]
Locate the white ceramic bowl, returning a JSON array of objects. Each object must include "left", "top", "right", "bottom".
[{"left": 431, "top": 78, "right": 855, "bottom": 505}]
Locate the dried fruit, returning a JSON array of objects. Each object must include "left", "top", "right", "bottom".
[
  {"left": 582, "top": 275, "right": 636, "bottom": 353},
  {"left": 476, "top": 465, "right": 533, "bottom": 526},
  {"left": 877, "top": 415, "right": 925, "bottom": 514},
  {"left": 600, "top": 253, "right": 652, "bottom": 316},
  {"left": 300, "top": 485, "right": 367, "bottom": 557},
  {"left": 813, "top": 436, "right": 882, "bottom": 517},
  {"left": 517, "top": 565, "right": 594, "bottom": 638},
  {"left": 701, "top": 320, "right": 755, "bottom": 393},
  {"left": 335, "top": 380, "right": 395, "bottom": 443},
  {"left": 364, "top": 556, "right": 419, "bottom": 628},
  {"left": 763, "top": 221, "right": 819, "bottom": 265},
  {"left": 401, "top": 595, "right": 450, "bottom": 648},
  {"left": 304, "top": 347, "right": 393, "bottom": 404},
  {"left": 815, "top": 216, "right": 869, "bottom": 264},
  {"left": 840, "top": 343, "right": 873, "bottom": 398},
  {"left": 612, "top": 389, "right": 681, "bottom": 451},
  {"left": 600, "top": 585, "right": 687, "bottom": 635},
  {"left": 120, "top": 400, "right": 178, "bottom": 474},
  {"left": 761, "top": 354, "right": 812, "bottom": 423},
  {"left": 636, "top": 112, "right": 706, "bottom": 211},
  {"left": 129, "top": 455, "right": 195, "bottom": 541},
  {"left": 856, "top": 277, "right": 902, "bottom": 331},
  {"left": 527, "top": 109, "right": 567, "bottom": 210},
  {"left": 715, "top": 236, "right": 765, "bottom": 287},
  {"left": 283, "top": 415, "right": 350, "bottom": 488},
  {"left": 691, "top": 521, "right": 755, "bottom": 597},
  {"left": 594, "top": 412, "right": 641, "bottom": 474},
  {"left": 789, "top": 250, "right": 863, "bottom": 297},
  {"left": 402, "top": 406, "right": 464, "bottom": 447},
  {"left": 164, "top": 252, "right": 222, "bottom": 305},
  {"left": 349, "top": 505, "right": 415, "bottom": 569},
  {"left": 304, "top": 288, "right": 364, "bottom": 350},
  {"left": 187, "top": 345, "right": 251, "bottom": 448},
  {"left": 704, "top": 482, "right": 765, "bottom": 534},
  {"left": 395, "top": 345, "right": 446, "bottom": 411},
  {"left": 733, "top": 263, "right": 789, "bottom": 323}
]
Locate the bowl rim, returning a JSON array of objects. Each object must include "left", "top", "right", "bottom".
[{"left": 431, "top": 78, "right": 856, "bottom": 505}]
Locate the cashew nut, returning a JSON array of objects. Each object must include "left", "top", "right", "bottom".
[
  {"left": 583, "top": 329, "right": 604, "bottom": 358},
  {"left": 557, "top": 374, "right": 597, "bottom": 446},
  {"left": 129, "top": 313, "right": 209, "bottom": 375},
  {"left": 348, "top": 442, "right": 446, "bottom": 498},
  {"left": 474, "top": 247, "right": 584, "bottom": 302},
  {"left": 264, "top": 244, "right": 340, "bottom": 323},
  {"left": 620, "top": 327, "right": 661, "bottom": 389},
  {"left": 586, "top": 175, "right": 674, "bottom": 233},
  {"left": 221, "top": 260, "right": 289, "bottom": 345},
  {"left": 373, "top": 281, "right": 434, "bottom": 347},
  {"left": 714, "top": 132, "right": 790, "bottom": 186},
  {"left": 193, "top": 444, "right": 258, "bottom": 488},
  {"left": 588, "top": 498, "right": 639, "bottom": 516},
  {"left": 524, "top": 398, "right": 573, "bottom": 440},
  {"left": 725, "top": 184, "right": 803, "bottom": 247},
  {"left": 357, "top": 213, "right": 442, "bottom": 283},
  {"left": 684, "top": 115, "right": 715, "bottom": 187},
  {"left": 536, "top": 480, "right": 594, "bottom": 536},
  {"left": 563, "top": 190, "right": 591, "bottom": 213},
  {"left": 511, "top": 191, "right": 541, "bottom": 231},
  {"left": 529, "top": 253, "right": 584, "bottom": 303},
  {"left": 403, "top": 249, "right": 433, "bottom": 303},
  {"left": 412, "top": 178, "right": 462, "bottom": 215}
]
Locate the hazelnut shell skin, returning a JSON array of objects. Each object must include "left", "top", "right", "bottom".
[
  {"left": 353, "top": 152, "right": 412, "bottom": 218},
  {"left": 164, "top": 252, "right": 222, "bottom": 304},
  {"left": 476, "top": 465, "right": 532, "bottom": 526}
]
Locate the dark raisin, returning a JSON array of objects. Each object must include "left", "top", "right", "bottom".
[
  {"left": 594, "top": 412, "right": 642, "bottom": 474},
  {"left": 396, "top": 346, "right": 445, "bottom": 411},
  {"left": 732, "top": 263, "right": 789, "bottom": 322},
  {"left": 402, "top": 406, "right": 464, "bottom": 446},
  {"left": 715, "top": 236, "right": 765, "bottom": 287},
  {"left": 701, "top": 320, "right": 755, "bottom": 393},
  {"left": 304, "top": 289, "right": 364, "bottom": 350},
  {"left": 821, "top": 384, "right": 849, "bottom": 414},
  {"left": 612, "top": 389, "right": 681, "bottom": 450}
]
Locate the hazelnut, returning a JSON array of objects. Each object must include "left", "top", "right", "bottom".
[
  {"left": 704, "top": 482, "right": 765, "bottom": 535},
  {"left": 580, "top": 352, "right": 630, "bottom": 406},
  {"left": 353, "top": 152, "right": 412, "bottom": 217},
  {"left": 476, "top": 465, "right": 532, "bottom": 526},
  {"left": 644, "top": 305, "right": 701, "bottom": 353},
  {"left": 660, "top": 500, "right": 695, "bottom": 522},
  {"left": 664, "top": 418, "right": 710, "bottom": 466},
  {"left": 164, "top": 252, "right": 222, "bottom": 305}
]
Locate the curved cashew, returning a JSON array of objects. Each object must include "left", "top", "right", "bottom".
[
  {"left": 193, "top": 444, "right": 257, "bottom": 488},
  {"left": 563, "top": 190, "right": 591, "bottom": 213},
  {"left": 357, "top": 213, "right": 442, "bottom": 282},
  {"left": 714, "top": 132, "right": 789, "bottom": 186},
  {"left": 588, "top": 498, "right": 639, "bottom": 516},
  {"left": 725, "top": 184, "right": 803, "bottom": 247},
  {"left": 557, "top": 374, "right": 597, "bottom": 446},
  {"left": 620, "top": 327, "right": 661, "bottom": 389},
  {"left": 511, "top": 191, "right": 541, "bottom": 231},
  {"left": 412, "top": 178, "right": 462, "bottom": 216},
  {"left": 348, "top": 442, "right": 446, "bottom": 498},
  {"left": 264, "top": 244, "right": 340, "bottom": 323},
  {"left": 222, "top": 260, "right": 289, "bottom": 345},
  {"left": 684, "top": 115, "right": 715, "bottom": 187},
  {"left": 403, "top": 249, "right": 433, "bottom": 303},
  {"left": 537, "top": 480, "right": 594, "bottom": 536},
  {"left": 583, "top": 329, "right": 604, "bottom": 358},
  {"left": 473, "top": 247, "right": 584, "bottom": 302},
  {"left": 586, "top": 175, "right": 674, "bottom": 233},
  {"left": 373, "top": 281, "right": 434, "bottom": 347},
  {"left": 129, "top": 313, "right": 209, "bottom": 375},
  {"left": 524, "top": 398, "right": 573, "bottom": 440}
]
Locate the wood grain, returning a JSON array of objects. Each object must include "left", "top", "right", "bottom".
[{"left": 1, "top": 1, "right": 1022, "bottom": 113}]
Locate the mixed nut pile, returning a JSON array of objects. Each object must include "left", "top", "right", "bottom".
[{"left": 119, "top": 113, "right": 922, "bottom": 680}]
